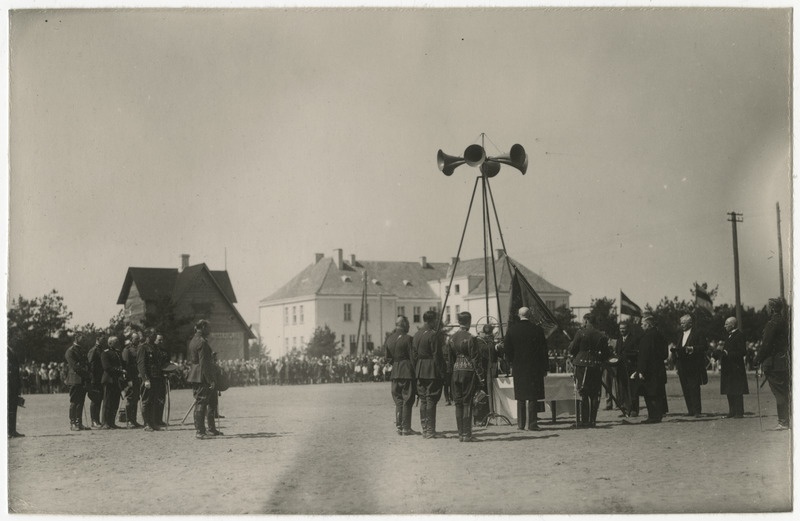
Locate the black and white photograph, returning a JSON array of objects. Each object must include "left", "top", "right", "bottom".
[{"left": 4, "top": 2, "right": 795, "bottom": 516}]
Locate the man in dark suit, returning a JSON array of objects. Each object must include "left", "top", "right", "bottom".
[
  {"left": 187, "top": 319, "right": 219, "bottom": 439},
  {"left": 100, "top": 336, "right": 125, "bottom": 429},
  {"left": 673, "top": 314, "right": 708, "bottom": 417},
  {"left": 448, "top": 312, "right": 481, "bottom": 442},
  {"left": 412, "top": 310, "right": 446, "bottom": 439},
  {"left": 138, "top": 328, "right": 167, "bottom": 431},
  {"left": 65, "top": 334, "right": 92, "bottom": 431},
  {"left": 616, "top": 322, "right": 641, "bottom": 417},
  {"left": 634, "top": 314, "right": 668, "bottom": 423},
  {"left": 87, "top": 334, "right": 106, "bottom": 428},
  {"left": 385, "top": 315, "right": 417, "bottom": 436},
  {"left": 8, "top": 345, "right": 25, "bottom": 438},
  {"left": 122, "top": 331, "right": 143, "bottom": 428},
  {"left": 755, "top": 298, "right": 791, "bottom": 430},
  {"left": 712, "top": 317, "right": 749, "bottom": 418},
  {"left": 504, "top": 307, "right": 549, "bottom": 431},
  {"left": 569, "top": 314, "right": 610, "bottom": 428}
]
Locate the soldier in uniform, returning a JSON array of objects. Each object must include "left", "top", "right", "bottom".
[
  {"left": 712, "top": 317, "right": 749, "bottom": 418},
  {"left": 87, "top": 333, "right": 106, "bottom": 428},
  {"left": 138, "top": 328, "right": 167, "bottom": 431},
  {"left": 187, "top": 319, "right": 220, "bottom": 439},
  {"left": 65, "top": 333, "right": 92, "bottom": 431},
  {"left": 153, "top": 334, "right": 171, "bottom": 427},
  {"left": 122, "top": 332, "right": 143, "bottom": 428},
  {"left": 616, "top": 322, "right": 641, "bottom": 417},
  {"left": 504, "top": 307, "right": 549, "bottom": 431},
  {"left": 385, "top": 316, "right": 417, "bottom": 436},
  {"left": 412, "top": 310, "right": 446, "bottom": 439},
  {"left": 100, "top": 336, "right": 126, "bottom": 429},
  {"left": 448, "top": 312, "right": 481, "bottom": 442},
  {"left": 633, "top": 314, "right": 668, "bottom": 423},
  {"left": 569, "top": 314, "right": 611, "bottom": 428},
  {"left": 755, "top": 298, "right": 791, "bottom": 430}
]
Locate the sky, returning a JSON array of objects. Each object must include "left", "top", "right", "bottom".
[{"left": 3, "top": 4, "right": 794, "bottom": 332}]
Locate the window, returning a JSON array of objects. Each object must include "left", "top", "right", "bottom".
[
  {"left": 349, "top": 334, "right": 356, "bottom": 349},
  {"left": 284, "top": 338, "right": 289, "bottom": 350},
  {"left": 344, "top": 303, "right": 352, "bottom": 321},
  {"left": 397, "top": 306, "right": 405, "bottom": 317},
  {"left": 455, "top": 305, "right": 460, "bottom": 315},
  {"left": 546, "top": 300, "right": 556, "bottom": 311},
  {"left": 292, "top": 306, "right": 297, "bottom": 325},
  {"left": 445, "top": 306, "right": 451, "bottom": 324},
  {"left": 293, "top": 337, "right": 297, "bottom": 347},
  {"left": 455, "top": 284, "right": 461, "bottom": 294},
  {"left": 299, "top": 305, "right": 304, "bottom": 324},
  {"left": 429, "top": 306, "right": 437, "bottom": 312},
  {"left": 300, "top": 336, "right": 304, "bottom": 346},
  {"left": 413, "top": 306, "right": 421, "bottom": 323},
  {"left": 341, "top": 335, "right": 346, "bottom": 348},
  {"left": 284, "top": 307, "right": 289, "bottom": 326}
]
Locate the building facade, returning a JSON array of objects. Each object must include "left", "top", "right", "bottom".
[{"left": 259, "top": 249, "right": 570, "bottom": 359}]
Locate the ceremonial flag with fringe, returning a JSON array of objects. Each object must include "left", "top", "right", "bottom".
[
  {"left": 508, "top": 265, "right": 559, "bottom": 338},
  {"left": 694, "top": 284, "right": 713, "bottom": 311},
  {"left": 620, "top": 290, "right": 642, "bottom": 318}
]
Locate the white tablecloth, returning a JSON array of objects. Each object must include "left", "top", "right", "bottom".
[{"left": 492, "top": 375, "right": 577, "bottom": 420}]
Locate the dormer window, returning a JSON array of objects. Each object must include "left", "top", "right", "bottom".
[
  {"left": 402, "top": 280, "right": 411, "bottom": 286},
  {"left": 371, "top": 279, "right": 381, "bottom": 286},
  {"left": 341, "top": 275, "right": 352, "bottom": 282}
]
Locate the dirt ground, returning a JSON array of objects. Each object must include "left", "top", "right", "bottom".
[{"left": 6, "top": 372, "right": 793, "bottom": 515}]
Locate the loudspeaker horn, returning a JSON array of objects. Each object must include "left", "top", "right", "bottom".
[
  {"left": 437, "top": 150, "right": 466, "bottom": 176},
  {"left": 487, "top": 143, "right": 528, "bottom": 175}
]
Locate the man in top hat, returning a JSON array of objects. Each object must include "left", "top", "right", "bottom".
[
  {"left": 755, "top": 298, "right": 791, "bottom": 430},
  {"left": 412, "top": 310, "right": 447, "bottom": 439},
  {"left": 187, "top": 319, "right": 220, "bottom": 439},
  {"left": 673, "top": 314, "right": 708, "bottom": 417},
  {"left": 712, "top": 317, "right": 749, "bottom": 419},
  {"left": 633, "top": 314, "right": 668, "bottom": 423},
  {"left": 504, "top": 307, "right": 549, "bottom": 431},
  {"left": 385, "top": 315, "right": 417, "bottom": 436},
  {"left": 448, "top": 311, "right": 482, "bottom": 441}
]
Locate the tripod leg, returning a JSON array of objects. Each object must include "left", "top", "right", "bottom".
[{"left": 181, "top": 400, "right": 197, "bottom": 425}]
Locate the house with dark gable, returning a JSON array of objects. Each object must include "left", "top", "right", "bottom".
[{"left": 116, "top": 254, "right": 254, "bottom": 360}]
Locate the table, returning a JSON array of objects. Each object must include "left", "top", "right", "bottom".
[{"left": 491, "top": 374, "right": 576, "bottom": 423}]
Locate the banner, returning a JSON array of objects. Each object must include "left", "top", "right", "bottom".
[
  {"left": 620, "top": 290, "right": 642, "bottom": 317},
  {"left": 694, "top": 284, "right": 713, "bottom": 311},
  {"left": 509, "top": 266, "right": 559, "bottom": 337}
]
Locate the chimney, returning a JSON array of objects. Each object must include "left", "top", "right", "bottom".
[
  {"left": 350, "top": 254, "right": 357, "bottom": 266},
  {"left": 315, "top": 253, "right": 324, "bottom": 263},
  {"left": 334, "top": 248, "right": 344, "bottom": 270},
  {"left": 495, "top": 249, "right": 505, "bottom": 260},
  {"left": 179, "top": 254, "right": 190, "bottom": 272}
]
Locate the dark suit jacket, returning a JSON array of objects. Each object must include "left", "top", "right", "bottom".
[
  {"left": 674, "top": 328, "right": 708, "bottom": 384},
  {"left": 100, "top": 348, "right": 125, "bottom": 385},
  {"left": 504, "top": 320, "right": 548, "bottom": 401},
  {"left": 637, "top": 327, "right": 668, "bottom": 396},
  {"left": 187, "top": 333, "right": 216, "bottom": 385},
  {"left": 87, "top": 344, "right": 104, "bottom": 386},
  {"left": 755, "top": 314, "right": 790, "bottom": 373},
  {"left": 65, "top": 344, "right": 90, "bottom": 385},
  {"left": 713, "top": 329, "right": 749, "bottom": 395},
  {"left": 385, "top": 329, "right": 415, "bottom": 380}
]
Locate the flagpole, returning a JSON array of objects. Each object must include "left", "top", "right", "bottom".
[{"left": 727, "top": 211, "right": 744, "bottom": 327}]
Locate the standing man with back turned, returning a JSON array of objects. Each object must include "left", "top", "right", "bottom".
[
  {"left": 448, "top": 311, "right": 481, "bottom": 441},
  {"left": 385, "top": 315, "right": 417, "bottom": 436},
  {"left": 504, "top": 307, "right": 549, "bottom": 431},
  {"left": 755, "top": 298, "right": 791, "bottom": 430},
  {"left": 187, "top": 320, "right": 220, "bottom": 439},
  {"left": 413, "top": 310, "right": 446, "bottom": 439}
]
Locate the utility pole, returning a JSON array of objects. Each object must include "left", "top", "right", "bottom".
[
  {"left": 728, "top": 212, "right": 743, "bottom": 328},
  {"left": 776, "top": 202, "right": 785, "bottom": 300}
]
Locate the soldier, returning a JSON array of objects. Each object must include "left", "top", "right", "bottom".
[
  {"left": 412, "top": 310, "right": 446, "bottom": 439},
  {"left": 65, "top": 333, "right": 92, "bottom": 431},
  {"left": 87, "top": 333, "right": 106, "bottom": 428},
  {"left": 138, "top": 328, "right": 166, "bottom": 431},
  {"left": 448, "top": 312, "right": 481, "bottom": 442},
  {"left": 153, "top": 334, "right": 171, "bottom": 427},
  {"left": 122, "top": 332, "right": 143, "bottom": 428},
  {"left": 187, "top": 320, "right": 220, "bottom": 439},
  {"left": 100, "top": 336, "right": 125, "bottom": 429},
  {"left": 385, "top": 316, "right": 417, "bottom": 436},
  {"left": 569, "top": 314, "right": 611, "bottom": 428},
  {"left": 505, "top": 307, "right": 549, "bottom": 431},
  {"left": 755, "top": 298, "right": 791, "bottom": 430}
]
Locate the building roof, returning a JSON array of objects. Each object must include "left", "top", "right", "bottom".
[
  {"left": 116, "top": 265, "right": 237, "bottom": 305},
  {"left": 260, "top": 253, "right": 569, "bottom": 303}
]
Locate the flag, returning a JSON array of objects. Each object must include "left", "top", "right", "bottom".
[
  {"left": 508, "top": 266, "right": 559, "bottom": 337},
  {"left": 694, "top": 284, "right": 713, "bottom": 311},
  {"left": 620, "top": 290, "right": 642, "bottom": 318}
]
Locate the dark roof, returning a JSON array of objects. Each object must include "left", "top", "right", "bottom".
[
  {"left": 260, "top": 254, "right": 569, "bottom": 303},
  {"left": 117, "top": 265, "right": 237, "bottom": 305}
]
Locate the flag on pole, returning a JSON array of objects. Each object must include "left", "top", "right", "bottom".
[
  {"left": 620, "top": 290, "right": 642, "bottom": 318},
  {"left": 694, "top": 284, "right": 713, "bottom": 311},
  {"left": 508, "top": 266, "right": 559, "bottom": 338}
]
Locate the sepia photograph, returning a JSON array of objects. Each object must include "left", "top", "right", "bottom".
[{"left": 4, "top": 2, "right": 795, "bottom": 516}]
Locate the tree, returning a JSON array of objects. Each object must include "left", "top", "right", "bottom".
[
  {"left": 142, "top": 296, "right": 193, "bottom": 359},
  {"left": 305, "top": 325, "right": 341, "bottom": 358},
  {"left": 7, "top": 290, "right": 73, "bottom": 362},
  {"left": 547, "top": 305, "right": 577, "bottom": 352},
  {"left": 589, "top": 297, "right": 619, "bottom": 337},
  {"left": 248, "top": 338, "right": 269, "bottom": 359}
]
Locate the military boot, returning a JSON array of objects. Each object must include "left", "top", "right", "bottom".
[
  {"left": 526, "top": 401, "right": 540, "bottom": 431},
  {"left": 395, "top": 406, "right": 403, "bottom": 435},
  {"left": 589, "top": 396, "right": 600, "bottom": 427},
  {"left": 455, "top": 404, "right": 464, "bottom": 441},
  {"left": 425, "top": 405, "right": 438, "bottom": 439},
  {"left": 517, "top": 400, "right": 527, "bottom": 430}
]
